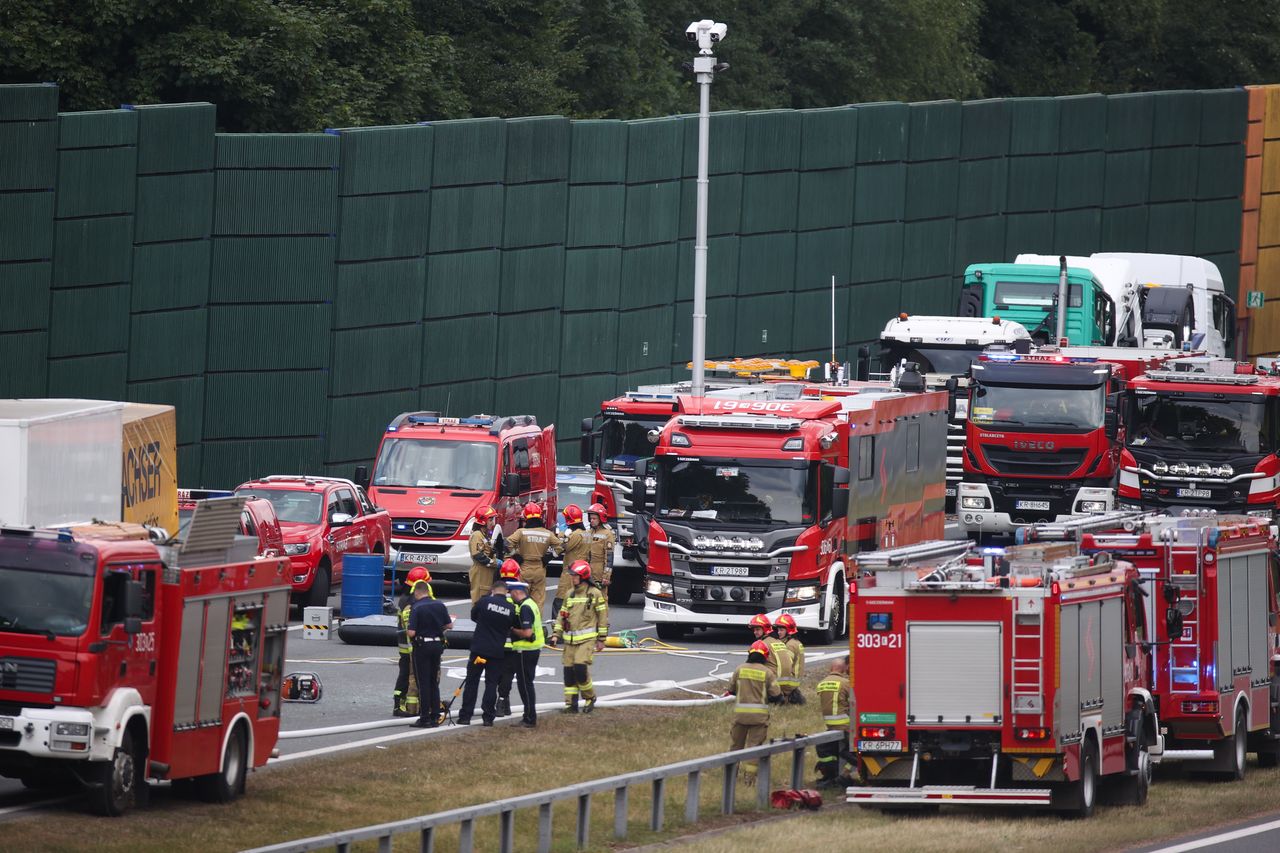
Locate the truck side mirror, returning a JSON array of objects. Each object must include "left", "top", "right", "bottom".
[
  {"left": 329, "top": 512, "right": 354, "bottom": 527},
  {"left": 124, "top": 579, "right": 145, "bottom": 619},
  {"left": 124, "top": 617, "right": 142, "bottom": 635},
  {"left": 831, "top": 490, "right": 850, "bottom": 520},
  {"left": 1104, "top": 408, "right": 1119, "bottom": 441},
  {"left": 501, "top": 472, "right": 521, "bottom": 497},
  {"left": 855, "top": 346, "right": 871, "bottom": 382},
  {"left": 632, "top": 459, "right": 649, "bottom": 512},
  {"left": 833, "top": 465, "right": 850, "bottom": 486},
  {"left": 354, "top": 465, "right": 369, "bottom": 488},
  {"left": 580, "top": 432, "right": 593, "bottom": 467},
  {"left": 944, "top": 377, "right": 959, "bottom": 418}
]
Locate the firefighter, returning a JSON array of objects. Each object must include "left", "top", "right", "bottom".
[
  {"left": 406, "top": 575, "right": 452, "bottom": 728},
  {"left": 586, "top": 503, "right": 616, "bottom": 587},
  {"left": 468, "top": 505, "right": 502, "bottom": 604},
  {"left": 506, "top": 577, "right": 544, "bottom": 727},
  {"left": 774, "top": 613, "right": 805, "bottom": 704},
  {"left": 506, "top": 502, "right": 562, "bottom": 613},
  {"left": 749, "top": 614, "right": 793, "bottom": 703},
  {"left": 547, "top": 560, "right": 607, "bottom": 713},
  {"left": 725, "top": 639, "right": 781, "bottom": 779},
  {"left": 393, "top": 566, "right": 430, "bottom": 717},
  {"left": 814, "top": 656, "right": 854, "bottom": 787},
  {"left": 552, "top": 504, "right": 590, "bottom": 616}
]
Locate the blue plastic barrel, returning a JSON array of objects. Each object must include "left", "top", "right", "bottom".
[{"left": 340, "top": 554, "right": 386, "bottom": 618}]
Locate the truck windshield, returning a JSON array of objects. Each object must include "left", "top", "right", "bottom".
[
  {"left": 993, "top": 281, "right": 1083, "bottom": 308},
  {"left": 372, "top": 438, "right": 497, "bottom": 490},
  {"left": 1129, "top": 395, "right": 1273, "bottom": 455},
  {"left": 599, "top": 416, "right": 667, "bottom": 469},
  {"left": 235, "top": 488, "right": 323, "bottom": 524},
  {"left": 970, "top": 384, "right": 1105, "bottom": 430},
  {"left": 878, "top": 342, "right": 982, "bottom": 376},
  {"left": 0, "top": 563, "right": 94, "bottom": 638},
  {"left": 657, "top": 459, "right": 813, "bottom": 526}
]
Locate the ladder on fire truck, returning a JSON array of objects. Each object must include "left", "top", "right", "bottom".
[{"left": 1014, "top": 510, "right": 1155, "bottom": 543}]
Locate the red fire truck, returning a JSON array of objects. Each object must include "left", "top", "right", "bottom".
[
  {"left": 1120, "top": 358, "right": 1280, "bottom": 517},
  {"left": 0, "top": 498, "right": 290, "bottom": 815},
  {"left": 637, "top": 382, "right": 947, "bottom": 643},
  {"left": 849, "top": 539, "right": 1161, "bottom": 815},
  {"left": 1033, "top": 513, "right": 1280, "bottom": 777},
  {"left": 359, "top": 413, "right": 556, "bottom": 582},
  {"left": 957, "top": 351, "right": 1127, "bottom": 536}
]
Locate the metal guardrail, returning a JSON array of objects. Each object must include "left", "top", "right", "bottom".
[{"left": 244, "top": 730, "right": 843, "bottom": 853}]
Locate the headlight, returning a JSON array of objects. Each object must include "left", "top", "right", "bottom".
[
  {"left": 1078, "top": 500, "right": 1108, "bottom": 513},
  {"left": 1152, "top": 461, "right": 1169, "bottom": 475},
  {"left": 1214, "top": 465, "right": 1234, "bottom": 478},
  {"left": 693, "top": 536, "right": 713, "bottom": 550},
  {"left": 646, "top": 580, "right": 673, "bottom": 597},
  {"left": 1195, "top": 463, "right": 1213, "bottom": 477},
  {"left": 747, "top": 537, "right": 764, "bottom": 550},
  {"left": 55, "top": 722, "right": 90, "bottom": 737},
  {"left": 284, "top": 543, "right": 311, "bottom": 556},
  {"left": 960, "top": 496, "right": 989, "bottom": 509},
  {"left": 785, "top": 584, "right": 819, "bottom": 603}
]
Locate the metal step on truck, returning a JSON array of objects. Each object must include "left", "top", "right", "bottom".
[{"left": 848, "top": 538, "right": 1162, "bottom": 816}]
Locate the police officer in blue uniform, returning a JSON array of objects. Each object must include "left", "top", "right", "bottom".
[
  {"left": 457, "top": 581, "right": 524, "bottom": 726},
  {"left": 406, "top": 578, "right": 452, "bottom": 728}
]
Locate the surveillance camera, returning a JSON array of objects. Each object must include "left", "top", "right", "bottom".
[{"left": 685, "top": 19, "right": 727, "bottom": 54}]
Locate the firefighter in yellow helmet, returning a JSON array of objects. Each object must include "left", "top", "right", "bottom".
[
  {"left": 725, "top": 639, "right": 781, "bottom": 779},
  {"left": 814, "top": 656, "right": 854, "bottom": 787},
  {"left": 774, "top": 613, "right": 805, "bottom": 704},
  {"left": 392, "top": 566, "right": 430, "bottom": 716},
  {"left": 553, "top": 504, "right": 590, "bottom": 616},
  {"left": 749, "top": 614, "right": 793, "bottom": 703},
  {"left": 547, "top": 561, "right": 607, "bottom": 713},
  {"left": 586, "top": 503, "right": 616, "bottom": 588},
  {"left": 467, "top": 505, "right": 502, "bottom": 604},
  {"left": 506, "top": 502, "right": 561, "bottom": 612}
]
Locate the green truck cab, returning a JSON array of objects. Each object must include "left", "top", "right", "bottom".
[{"left": 958, "top": 263, "right": 1118, "bottom": 347}]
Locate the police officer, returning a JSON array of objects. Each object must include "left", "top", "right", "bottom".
[
  {"left": 749, "top": 614, "right": 793, "bottom": 703},
  {"left": 774, "top": 613, "right": 805, "bottom": 704},
  {"left": 506, "top": 502, "right": 561, "bottom": 613},
  {"left": 457, "top": 580, "right": 521, "bottom": 726},
  {"left": 406, "top": 575, "right": 452, "bottom": 728},
  {"left": 547, "top": 560, "right": 608, "bottom": 713},
  {"left": 552, "top": 504, "right": 590, "bottom": 616},
  {"left": 726, "top": 639, "right": 781, "bottom": 779},
  {"left": 586, "top": 503, "right": 616, "bottom": 588},
  {"left": 814, "top": 656, "right": 854, "bottom": 787},
  {"left": 468, "top": 505, "right": 502, "bottom": 604},
  {"left": 393, "top": 566, "right": 430, "bottom": 717},
  {"left": 495, "top": 560, "right": 523, "bottom": 717},
  {"left": 506, "top": 577, "right": 544, "bottom": 728}
]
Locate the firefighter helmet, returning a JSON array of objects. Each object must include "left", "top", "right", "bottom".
[
  {"left": 587, "top": 502, "right": 608, "bottom": 521},
  {"left": 569, "top": 560, "right": 592, "bottom": 581},
  {"left": 474, "top": 505, "right": 498, "bottom": 524},
  {"left": 406, "top": 566, "right": 431, "bottom": 585},
  {"left": 775, "top": 614, "right": 798, "bottom": 635},
  {"left": 499, "top": 559, "right": 522, "bottom": 580},
  {"left": 748, "top": 614, "right": 772, "bottom": 631},
  {"left": 562, "top": 504, "right": 584, "bottom": 525},
  {"left": 749, "top": 640, "right": 771, "bottom": 659},
  {"left": 523, "top": 502, "right": 543, "bottom": 519}
]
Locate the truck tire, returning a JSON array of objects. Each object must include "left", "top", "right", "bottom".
[
  {"left": 198, "top": 725, "right": 248, "bottom": 803},
  {"left": 809, "top": 577, "right": 847, "bottom": 646},
  {"left": 655, "top": 623, "right": 687, "bottom": 641},
  {"left": 1111, "top": 713, "right": 1151, "bottom": 806},
  {"left": 1060, "top": 738, "right": 1098, "bottom": 819},
  {"left": 607, "top": 575, "right": 634, "bottom": 605},
  {"left": 88, "top": 728, "right": 143, "bottom": 816},
  {"left": 1215, "top": 707, "right": 1248, "bottom": 781},
  {"left": 306, "top": 562, "right": 331, "bottom": 610}
]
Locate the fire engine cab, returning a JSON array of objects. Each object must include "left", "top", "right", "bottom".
[
  {"left": 849, "top": 538, "right": 1161, "bottom": 815},
  {"left": 0, "top": 498, "right": 289, "bottom": 815}
]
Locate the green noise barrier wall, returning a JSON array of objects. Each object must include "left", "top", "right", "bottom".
[{"left": 0, "top": 85, "right": 1248, "bottom": 485}]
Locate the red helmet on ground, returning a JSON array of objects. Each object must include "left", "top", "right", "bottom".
[
  {"left": 775, "top": 614, "right": 798, "bottom": 635},
  {"left": 749, "top": 640, "right": 771, "bottom": 659},
  {"left": 562, "top": 504, "right": 584, "bottom": 525},
  {"left": 523, "top": 502, "right": 543, "bottom": 519},
  {"left": 748, "top": 614, "right": 772, "bottom": 631},
  {"left": 587, "top": 502, "right": 608, "bottom": 521},
  {"left": 499, "top": 559, "right": 522, "bottom": 580},
  {"left": 406, "top": 566, "right": 431, "bottom": 584},
  {"left": 474, "top": 505, "right": 497, "bottom": 525},
  {"left": 569, "top": 560, "right": 592, "bottom": 581}
]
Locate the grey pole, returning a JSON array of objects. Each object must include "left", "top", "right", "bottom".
[{"left": 1055, "top": 255, "right": 1069, "bottom": 344}]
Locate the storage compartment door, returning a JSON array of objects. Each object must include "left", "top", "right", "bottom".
[
  {"left": 1059, "top": 603, "right": 1081, "bottom": 738},
  {"left": 1101, "top": 597, "right": 1124, "bottom": 731},
  {"left": 908, "top": 622, "right": 1002, "bottom": 725}
]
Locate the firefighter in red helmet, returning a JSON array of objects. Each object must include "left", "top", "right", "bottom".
[
  {"left": 506, "top": 502, "right": 561, "bottom": 612},
  {"left": 553, "top": 504, "right": 590, "bottom": 617},
  {"left": 725, "top": 639, "right": 780, "bottom": 779},
  {"left": 468, "top": 505, "right": 503, "bottom": 604},
  {"left": 774, "top": 613, "right": 805, "bottom": 704},
  {"left": 547, "top": 560, "right": 607, "bottom": 713},
  {"left": 586, "top": 503, "right": 616, "bottom": 588},
  {"left": 748, "top": 614, "right": 793, "bottom": 703}
]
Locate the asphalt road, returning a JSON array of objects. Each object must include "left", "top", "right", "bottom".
[{"left": 1134, "top": 813, "right": 1280, "bottom": 853}]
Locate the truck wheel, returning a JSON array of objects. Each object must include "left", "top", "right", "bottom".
[
  {"left": 1061, "top": 739, "right": 1098, "bottom": 819},
  {"left": 607, "top": 576, "right": 634, "bottom": 605},
  {"left": 198, "top": 725, "right": 248, "bottom": 803},
  {"left": 306, "top": 562, "right": 331, "bottom": 609},
  {"left": 1216, "top": 707, "right": 1248, "bottom": 781},
  {"left": 809, "top": 577, "right": 847, "bottom": 646},
  {"left": 1112, "top": 713, "right": 1151, "bottom": 806},
  {"left": 89, "top": 729, "right": 142, "bottom": 816},
  {"left": 655, "top": 624, "right": 687, "bottom": 641}
]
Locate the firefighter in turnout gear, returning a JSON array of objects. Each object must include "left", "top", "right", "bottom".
[
  {"left": 392, "top": 566, "right": 431, "bottom": 716},
  {"left": 548, "top": 561, "right": 607, "bottom": 713},
  {"left": 749, "top": 614, "right": 793, "bottom": 703},
  {"left": 586, "top": 503, "right": 616, "bottom": 587},
  {"left": 553, "top": 504, "right": 590, "bottom": 616},
  {"left": 814, "top": 656, "right": 854, "bottom": 787},
  {"left": 726, "top": 640, "right": 781, "bottom": 778},
  {"left": 468, "top": 505, "right": 503, "bottom": 604},
  {"left": 774, "top": 613, "right": 805, "bottom": 704},
  {"left": 507, "top": 502, "right": 561, "bottom": 612}
]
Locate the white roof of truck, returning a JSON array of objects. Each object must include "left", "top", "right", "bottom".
[
  {"left": 879, "top": 315, "right": 1030, "bottom": 344},
  {"left": 1014, "top": 253, "right": 1136, "bottom": 297},
  {"left": 1093, "top": 252, "right": 1224, "bottom": 295},
  {"left": 0, "top": 399, "right": 124, "bottom": 426}
]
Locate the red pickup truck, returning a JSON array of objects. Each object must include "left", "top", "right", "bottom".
[{"left": 234, "top": 476, "right": 392, "bottom": 607}]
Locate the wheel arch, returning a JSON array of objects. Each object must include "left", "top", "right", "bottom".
[{"left": 220, "top": 712, "right": 254, "bottom": 771}]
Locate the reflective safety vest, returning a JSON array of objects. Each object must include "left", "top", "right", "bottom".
[
  {"left": 785, "top": 635, "right": 805, "bottom": 681},
  {"left": 555, "top": 584, "right": 608, "bottom": 644},
  {"left": 816, "top": 673, "right": 851, "bottom": 729},
  {"left": 766, "top": 637, "right": 796, "bottom": 688},
  {"left": 513, "top": 598, "right": 545, "bottom": 651},
  {"left": 728, "top": 662, "right": 778, "bottom": 723}
]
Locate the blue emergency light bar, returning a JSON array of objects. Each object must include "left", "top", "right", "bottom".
[
  {"left": 387, "top": 413, "right": 496, "bottom": 431},
  {"left": 981, "top": 352, "right": 1097, "bottom": 365}
]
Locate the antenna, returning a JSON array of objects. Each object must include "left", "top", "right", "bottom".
[
  {"left": 444, "top": 391, "right": 452, "bottom": 418},
  {"left": 830, "top": 274, "right": 837, "bottom": 366}
]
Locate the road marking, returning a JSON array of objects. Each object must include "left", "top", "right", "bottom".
[
  {"left": 1144, "top": 818, "right": 1280, "bottom": 853},
  {"left": 0, "top": 796, "right": 75, "bottom": 818}
]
